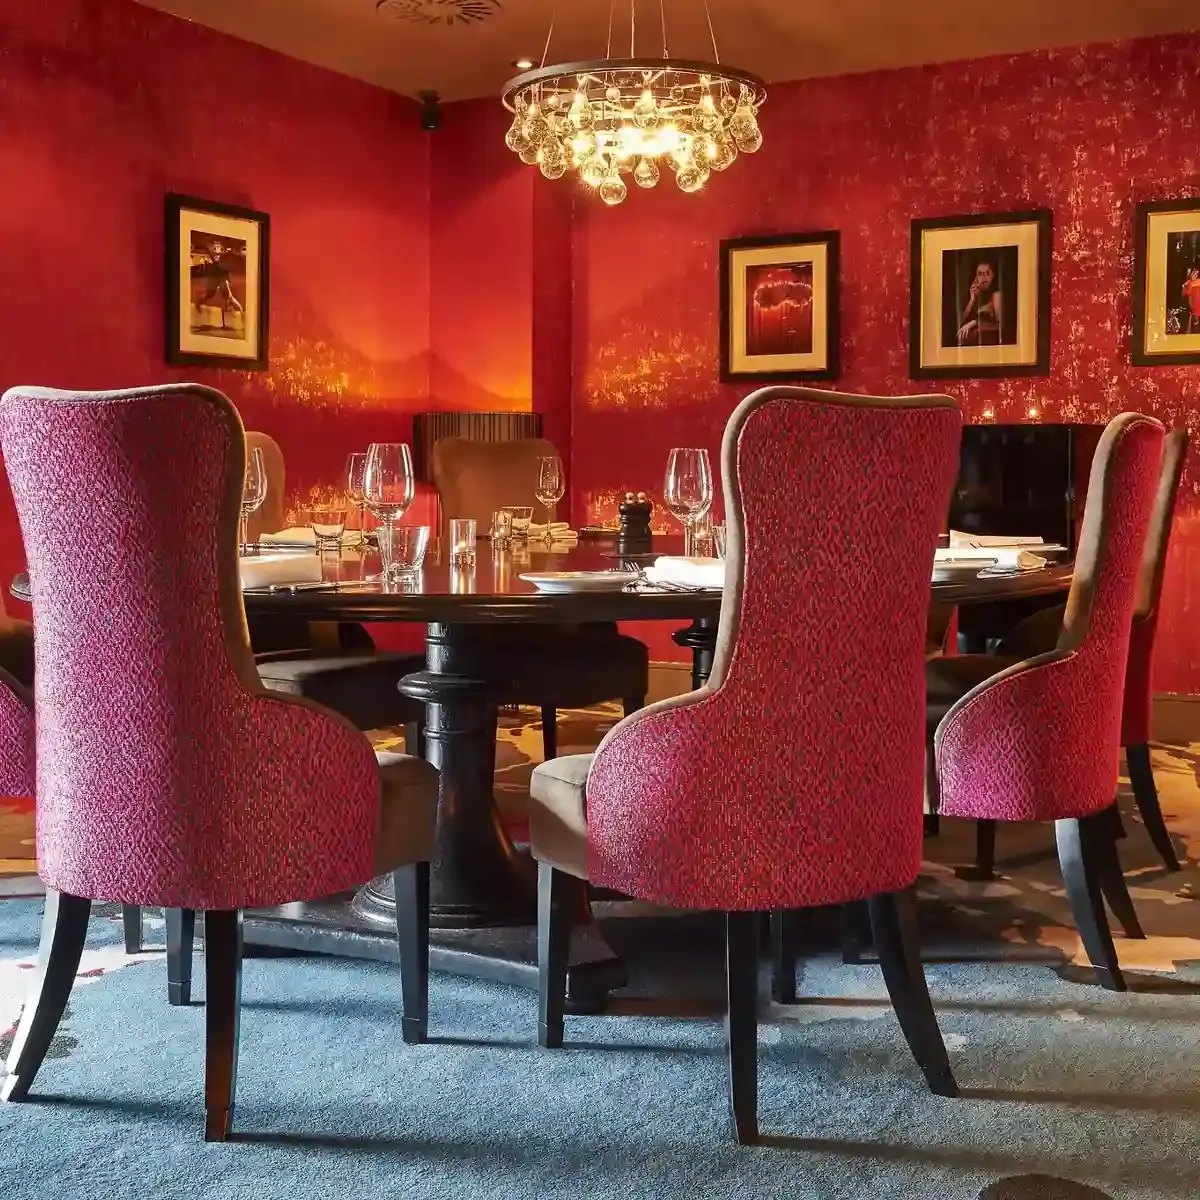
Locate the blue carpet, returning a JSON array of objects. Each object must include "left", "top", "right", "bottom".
[{"left": 2, "top": 899, "right": 1200, "bottom": 1199}]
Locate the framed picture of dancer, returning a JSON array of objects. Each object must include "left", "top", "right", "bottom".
[
  {"left": 720, "top": 231, "right": 840, "bottom": 381},
  {"left": 165, "top": 194, "right": 270, "bottom": 370},
  {"left": 909, "top": 210, "right": 1051, "bottom": 379},
  {"left": 1133, "top": 199, "right": 1200, "bottom": 366}
]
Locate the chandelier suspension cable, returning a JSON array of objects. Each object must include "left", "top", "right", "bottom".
[
  {"left": 538, "top": 6, "right": 557, "bottom": 68},
  {"left": 703, "top": 0, "right": 721, "bottom": 64},
  {"left": 605, "top": 0, "right": 615, "bottom": 59},
  {"left": 659, "top": 0, "right": 669, "bottom": 58},
  {"left": 629, "top": 0, "right": 635, "bottom": 58}
]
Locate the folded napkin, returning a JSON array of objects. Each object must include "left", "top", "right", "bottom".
[
  {"left": 935, "top": 547, "right": 1046, "bottom": 572},
  {"left": 644, "top": 556, "right": 725, "bottom": 590},
  {"left": 527, "top": 521, "right": 578, "bottom": 541},
  {"left": 948, "top": 530, "right": 1045, "bottom": 549},
  {"left": 240, "top": 553, "right": 324, "bottom": 590},
  {"left": 259, "top": 527, "right": 317, "bottom": 547}
]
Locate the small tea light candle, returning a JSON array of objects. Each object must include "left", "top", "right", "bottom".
[
  {"left": 450, "top": 518, "right": 476, "bottom": 565},
  {"left": 491, "top": 509, "right": 514, "bottom": 550}
]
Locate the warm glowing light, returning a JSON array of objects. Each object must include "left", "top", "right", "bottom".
[
  {"left": 1027, "top": 406, "right": 1040, "bottom": 419},
  {"left": 513, "top": 58, "right": 535, "bottom": 70}
]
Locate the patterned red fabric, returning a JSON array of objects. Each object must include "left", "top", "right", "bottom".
[
  {"left": 1121, "top": 617, "right": 1156, "bottom": 748},
  {"left": 936, "top": 416, "right": 1164, "bottom": 823},
  {"left": 0, "top": 668, "right": 33, "bottom": 799},
  {"left": 584, "top": 390, "right": 962, "bottom": 910},
  {"left": 0, "top": 385, "right": 384, "bottom": 909}
]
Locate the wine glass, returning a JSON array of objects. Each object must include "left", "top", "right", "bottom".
[
  {"left": 363, "top": 443, "right": 415, "bottom": 561},
  {"left": 663, "top": 447, "right": 713, "bottom": 557},
  {"left": 346, "top": 452, "right": 368, "bottom": 543},
  {"left": 535, "top": 454, "right": 565, "bottom": 540},
  {"left": 240, "top": 446, "right": 267, "bottom": 554}
]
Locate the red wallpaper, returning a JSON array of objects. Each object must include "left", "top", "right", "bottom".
[
  {"left": 0, "top": 0, "right": 432, "bottom": 595},
  {"left": 571, "top": 34, "right": 1200, "bottom": 693}
]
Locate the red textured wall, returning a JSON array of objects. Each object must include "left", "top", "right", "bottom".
[
  {"left": 0, "top": 0, "right": 431, "bottom": 598},
  {"left": 571, "top": 34, "right": 1200, "bottom": 693}
]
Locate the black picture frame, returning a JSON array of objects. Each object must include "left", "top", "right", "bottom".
[
  {"left": 1132, "top": 198, "right": 1200, "bottom": 367},
  {"left": 909, "top": 209, "right": 1052, "bottom": 380},
  {"left": 165, "top": 193, "right": 270, "bottom": 371},
  {"left": 719, "top": 231, "right": 840, "bottom": 382}
]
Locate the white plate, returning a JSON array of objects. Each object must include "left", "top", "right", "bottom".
[
  {"left": 932, "top": 561, "right": 990, "bottom": 581},
  {"left": 520, "top": 570, "right": 639, "bottom": 594}
]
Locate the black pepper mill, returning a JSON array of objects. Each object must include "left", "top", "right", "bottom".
[{"left": 617, "top": 491, "right": 654, "bottom": 558}]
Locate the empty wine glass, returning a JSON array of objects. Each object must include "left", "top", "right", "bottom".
[
  {"left": 346, "top": 452, "right": 368, "bottom": 542},
  {"left": 535, "top": 454, "right": 565, "bottom": 540},
  {"left": 240, "top": 446, "right": 267, "bottom": 554},
  {"left": 663, "top": 447, "right": 713, "bottom": 557},
  {"left": 363, "top": 443, "right": 415, "bottom": 557}
]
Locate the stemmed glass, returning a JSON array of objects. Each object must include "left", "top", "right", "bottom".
[
  {"left": 663, "top": 447, "right": 713, "bottom": 557},
  {"left": 240, "top": 446, "right": 267, "bottom": 555},
  {"left": 346, "top": 452, "right": 368, "bottom": 543},
  {"left": 363, "top": 443, "right": 415, "bottom": 569},
  {"left": 535, "top": 454, "right": 565, "bottom": 540}
]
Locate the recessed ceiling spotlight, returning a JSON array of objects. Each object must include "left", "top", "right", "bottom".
[{"left": 512, "top": 57, "right": 534, "bottom": 70}]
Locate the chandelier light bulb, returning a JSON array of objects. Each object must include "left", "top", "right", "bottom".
[
  {"left": 599, "top": 174, "right": 628, "bottom": 206},
  {"left": 634, "top": 157, "right": 660, "bottom": 189}
]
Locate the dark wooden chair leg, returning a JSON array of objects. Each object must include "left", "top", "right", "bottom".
[
  {"left": 393, "top": 862, "right": 430, "bottom": 1045},
  {"left": 537, "top": 863, "right": 577, "bottom": 1048},
  {"left": 867, "top": 888, "right": 958, "bottom": 1098},
  {"left": 541, "top": 706, "right": 558, "bottom": 761},
  {"left": 203, "top": 910, "right": 243, "bottom": 1143},
  {"left": 1127, "top": 741, "right": 1181, "bottom": 871},
  {"left": 975, "top": 820, "right": 997, "bottom": 879},
  {"left": 841, "top": 899, "right": 872, "bottom": 965},
  {"left": 166, "top": 908, "right": 196, "bottom": 1007},
  {"left": 621, "top": 695, "right": 645, "bottom": 717},
  {"left": 1093, "top": 806, "right": 1145, "bottom": 940},
  {"left": 2, "top": 891, "right": 91, "bottom": 1103},
  {"left": 770, "top": 909, "right": 799, "bottom": 1003},
  {"left": 121, "top": 905, "right": 142, "bottom": 955},
  {"left": 403, "top": 720, "right": 425, "bottom": 759},
  {"left": 725, "top": 911, "right": 760, "bottom": 1145},
  {"left": 923, "top": 812, "right": 941, "bottom": 837},
  {"left": 1056, "top": 816, "right": 1125, "bottom": 991}
]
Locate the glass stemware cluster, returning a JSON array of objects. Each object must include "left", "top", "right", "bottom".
[
  {"left": 664, "top": 447, "right": 713, "bottom": 558},
  {"left": 503, "top": 68, "right": 764, "bottom": 206},
  {"left": 240, "top": 447, "right": 266, "bottom": 554},
  {"left": 362, "top": 442, "right": 428, "bottom": 582}
]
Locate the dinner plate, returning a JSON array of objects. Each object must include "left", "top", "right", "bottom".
[{"left": 520, "top": 570, "right": 639, "bottom": 594}]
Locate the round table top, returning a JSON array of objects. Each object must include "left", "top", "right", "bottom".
[{"left": 9, "top": 538, "right": 1074, "bottom": 625}]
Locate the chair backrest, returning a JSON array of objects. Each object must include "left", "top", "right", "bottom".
[
  {"left": 432, "top": 437, "right": 560, "bottom": 535},
  {"left": 0, "top": 666, "right": 33, "bottom": 799},
  {"left": 244, "top": 429, "right": 286, "bottom": 540},
  {"left": 585, "top": 387, "right": 962, "bottom": 910},
  {"left": 0, "top": 384, "right": 380, "bottom": 906}
]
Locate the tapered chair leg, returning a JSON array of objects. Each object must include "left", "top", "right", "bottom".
[
  {"left": 403, "top": 721, "right": 425, "bottom": 759},
  {"left": 770, "top": 909, "right": 799, "bottom": 1003},
  {"left": 537, "top": 863, "right": 578, "bottom": 1049},
  {"left": 2, "top": 891, "right": 91, "bottom": 1103},
  {"left": 621, "top": 696, "right": 646, "bottom": 717},
  {"left": 122, "top": 905, "right": 142, "bottom": 955},
  {"left": 1093, "top": 806, "right": 1145, "bottom": 940},
  {"left": 541, "top": 707, "right": 558, "bottom": 761},
  {"left": 203, "top": 910, "right": 243, "bottom": 1143},
  {"left": 725, "top": 911, "right": 760, "bottom": 1145},
  {"left": 975, "top": 820, "right": 997, "bottom": 879},
  {"left": 1056, "top": 816, "right": 1125, "bottom": 991},
  {"left": 1127, "top": 742, "right": 1181, "bottom": 871},
  {"left": 393, "top": 862, "right": 430, "bottom": 1045},
  {"left": 867, "top": 888, "right": 958, "bottom": 1098},
  {"left": 166, "top": 908, "right": 196, "bottom": 1006},
  {"left": 841, "top": 899, "right": 872, "bottom": 965}
]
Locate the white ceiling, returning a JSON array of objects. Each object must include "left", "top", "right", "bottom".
[{"left": 137, "top": 0, "right": 1200, "bottom": 101}]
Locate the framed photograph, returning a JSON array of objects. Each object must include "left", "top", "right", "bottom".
[
  {"left": 720, "top": 232, "right": 840, "bottom": 382},
  {"left": 165, "top": 194, "right": 270, "bottom": 370},
  {"left": 1133, "top": 199, "right": 1200, "bottom": 366},
  {"left": 909, "top": 210, "right": 1051, "bottom": 379}
]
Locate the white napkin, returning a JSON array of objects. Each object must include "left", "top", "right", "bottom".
[
  {"left": 644, "top": 556, "right": 725, "bottom": 590},
  {"left": 259, "top": 527, "right": 317, "bottom": 547},
  {"left": 527, "top": 521, "right": 578, "bottom": 540},
  {"left": 935, "top": 547, "right": 1046, "bottom": 571},
  {"left": 948, "top": 530, "right": 1045, "bottom": 548},
  {"left": 240, "top": 553, "right": 324, "bottom": 590}
]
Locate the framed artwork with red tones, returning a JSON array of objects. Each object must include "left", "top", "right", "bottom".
[
  {"left": 720, "top": 232, "right": 840, "bottom": 382},
  {"left": 1133, "top": 199, "right": 1200, "bottom": 367},
  {"left": 165, "top": 194, "right": 270, "bottom": 371},
  {"left": 909, "top": 210, "right": 1051, "bottom": 379}
]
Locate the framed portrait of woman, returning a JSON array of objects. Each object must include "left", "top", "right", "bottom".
[
  {"left": 719, "top": 231, "right": 840, "bottom": 382},
  {"left": 165, "top": 194, "right": 270, "bottom": 371},
  {"left": 909, "top": 210, "right": 1052, "bottom": 379},
  {"left": 1133, "top": 199, "right": 1200, "bottom": 367}
]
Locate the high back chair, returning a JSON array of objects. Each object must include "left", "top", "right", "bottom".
[
  {"left": 526, "top": 387, "right": 963, "bottom": 1143},
  {"left": 0, "top": 384, "right": 438, "bottom": 1141}
]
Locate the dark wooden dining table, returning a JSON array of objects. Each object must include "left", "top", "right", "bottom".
[{"left": 12, "top": 540, "right": 1073, "bottom": 1010}]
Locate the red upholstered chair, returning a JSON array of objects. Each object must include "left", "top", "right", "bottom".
[
  {"left": 0, "top": 384, "right": 438, "bottom": 1141},
  {"left": 0, "top": 665, "right": 33, "bottom": 798},
  {"left": 927, "top": 413, "right": 1165, "bottom": 991},
  {"left": 526, "top": 387, "right": 963, "bottom": 1144}
]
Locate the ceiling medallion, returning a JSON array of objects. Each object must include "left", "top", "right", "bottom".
[
  {"left": 376, "top": 0, "right": 502, "bottom": 26},
  {"left": 502, "top": 2, "right": 765, "bottom": 206}
]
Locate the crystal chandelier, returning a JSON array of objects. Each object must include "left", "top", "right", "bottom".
[{"left": 501, "top": 2, "right": 765, "bottom": 206}]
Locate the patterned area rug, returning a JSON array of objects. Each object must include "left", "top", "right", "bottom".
[{"left": 2, "top": 709, "right": 1200, "bottom": 1199}]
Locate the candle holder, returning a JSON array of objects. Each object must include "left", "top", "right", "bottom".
[
  {"left": 450, "top": 518, "right": 477, "bottom": 566},
  {"left": 491, "top": 509, "right": 514, "bottom": 551}
]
